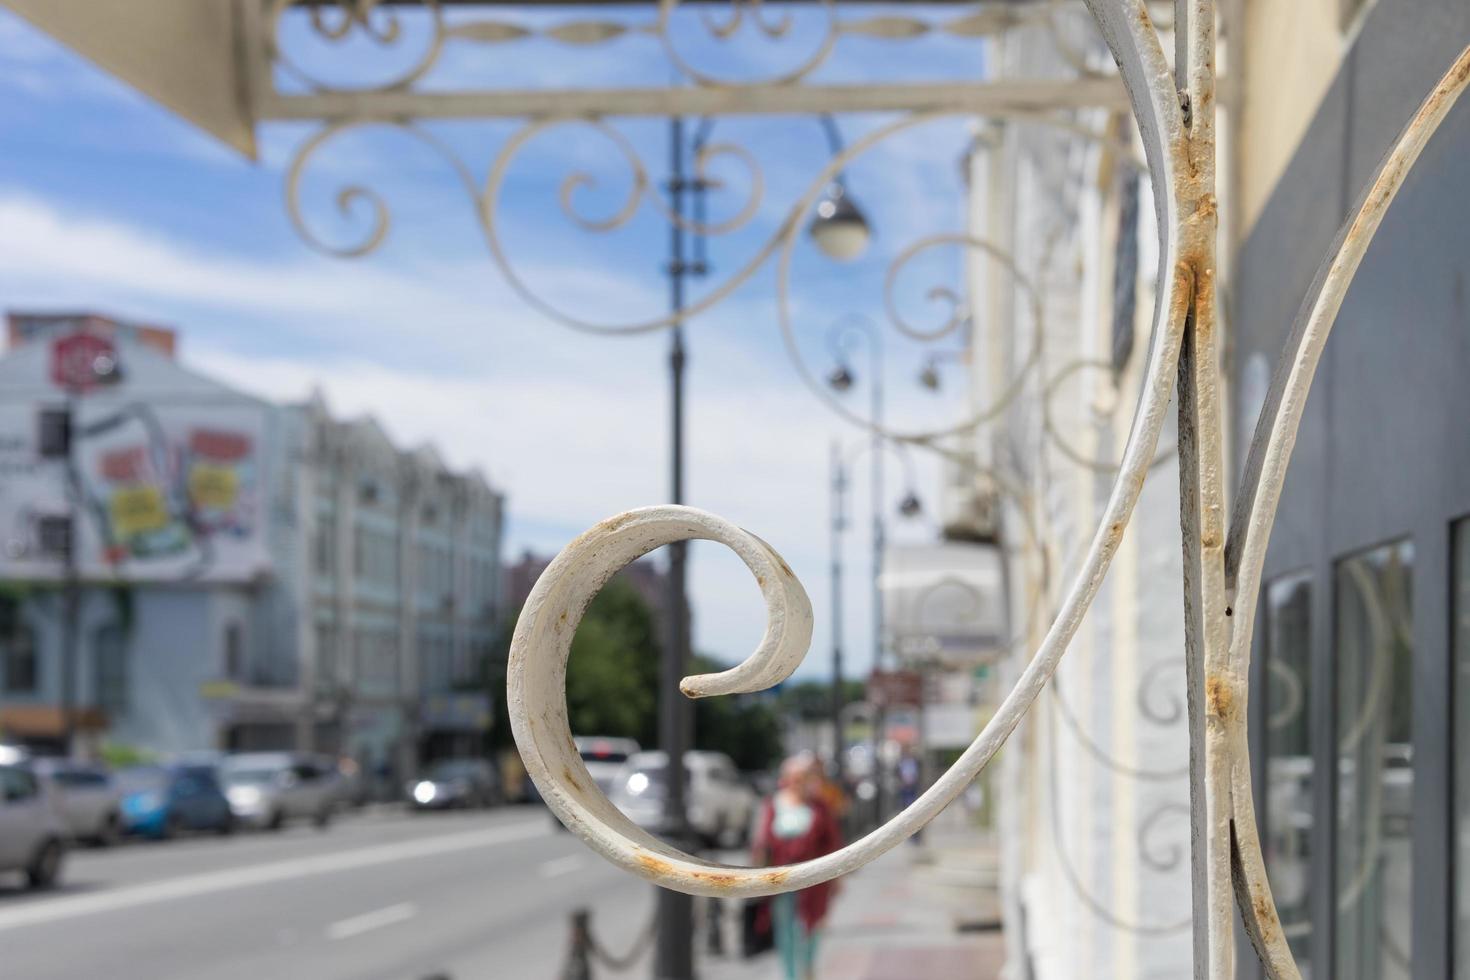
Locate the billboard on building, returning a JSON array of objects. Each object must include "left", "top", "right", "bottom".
[{"left": 0, "top": 398, "right": 273, "bottom": 583}]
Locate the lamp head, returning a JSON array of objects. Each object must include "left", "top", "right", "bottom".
[
  {"left": 827, "top": 364, "right": 855, "bottom": 392},
  {"left": 808, "top": 183, "right": 871, "bottom": 261}
]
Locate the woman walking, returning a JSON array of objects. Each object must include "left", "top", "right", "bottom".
[{"left": 752, "top": 753, "right": 843, "bottom": 980}]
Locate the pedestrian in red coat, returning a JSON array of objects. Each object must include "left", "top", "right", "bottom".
[{"left": 751, "top": 753, "right": 843, "bottom": 980}]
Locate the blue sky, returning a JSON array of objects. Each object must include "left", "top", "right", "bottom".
[{"left": 0, "top": 5, "right": 989, "bottom": 680}]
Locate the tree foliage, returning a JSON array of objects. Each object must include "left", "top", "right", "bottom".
[{"left": 485, "top": 579, "right": 786, "bottom": 772}]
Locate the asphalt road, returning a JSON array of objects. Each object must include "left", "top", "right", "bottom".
[{"left": 0, "top": 807, "right": 660, "bottom": 980}]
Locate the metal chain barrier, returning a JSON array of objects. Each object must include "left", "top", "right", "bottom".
[{"left": 560, "top": 906, "right": 657, "bottom": 979}]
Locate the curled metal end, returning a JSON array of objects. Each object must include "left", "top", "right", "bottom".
[{"left": 507, "top": 505, "right": 822, "bottom": 897}]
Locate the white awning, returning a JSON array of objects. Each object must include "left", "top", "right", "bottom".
[{"left": 881, "top": 541, "right": 1006, "bottom": 667}]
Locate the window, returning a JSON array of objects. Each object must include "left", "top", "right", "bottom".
[
  {"left": 94, "top": 623, "right": 128, "bottom": 715},
  {"left": 1, "top": 619, "right": 38, "bottom": 694},
  {"left": 37, "top": 515, "right": 73, "bottom": 558},
  {"left": 1334, "top": 540, "right": 1413, "bottom": 979},
  {"left": 1454, "top": 518, "right": 1470, "bottom": 980},
  {"left": 315, "top": 622, "right": 337, "bottom": 689},
  {"left": 314, "top": 520, "right": 335, "bottom": 575},
  {"left": 223, "top": 621, "right": 244, "bottom": 680},
  {"left": 0, "top": 766, "right": 40, "bottom": 803},
  {"left": 1263, "top": 571, "right": 1314, "bottom": 975},
  {"left": 37, "top": 406, "right": 71, "bottom": 458}
]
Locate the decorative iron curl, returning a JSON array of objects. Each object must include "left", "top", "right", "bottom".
[
  {"left": 697, "top": 0, "right": 793, "bottom": 42},
  {"left": 1044, "top": 694, "right": 1193, "bottom": 934},
  {"left": 1042, "top": 359, "right": 1177, "bottom": 472},
  {"left": 272, "top": 0, "right": 445, "bottom": 93},
  {"left": 780, "top": 230, "right": 1045, "bottom": 443},
  {"left": 284, "top": 120, "right": 479, "bottom": 259},
  {"left": 655, "top": 0, "right": 838, "bottom": 88}
]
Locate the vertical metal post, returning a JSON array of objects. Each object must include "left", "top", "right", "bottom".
[
  {"left": 655, "top": 114, "right": 695, "bottom": 980},
  {"left": 868, "top": 335, "right": 887, "bottom": 816},
  {"left": 830, "top": 441, "right": 846, "bottom": 777},
  {"left": 60, "top": 390, "right": 80, "bottom": 758}
]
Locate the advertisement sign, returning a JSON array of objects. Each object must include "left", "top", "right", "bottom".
[
  {"left": 50, "top": 333, "right": 117, "bottom": 392},
  {"left": 0, "top": 399, "right": 273, "bottom": 583}
]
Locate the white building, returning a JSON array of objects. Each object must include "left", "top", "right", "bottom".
[
  {"left": 0, "top": 313, "right": 504, "bottom": 780},
  {"left": 955, "top": 17, "right": 1195, "bottom": 980}
]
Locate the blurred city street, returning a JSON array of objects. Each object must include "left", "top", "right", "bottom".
[
  {"left": 0, "top": 804, "right": 1005, "bottom": 980},
  {"left": 0, "top": 808, "right": 654, "bottom": 980}
]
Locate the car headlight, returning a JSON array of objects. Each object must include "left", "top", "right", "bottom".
[
  {"left": 228, "top": 786, "right": 261, "bottom": 806},
  {"left": 412, "top": 781, "right": 437, "bottom": 804},
  {"left": 626, "top": 772, "right": 650, "bottom": 796}
]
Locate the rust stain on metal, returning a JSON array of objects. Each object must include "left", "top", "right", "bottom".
[
  {"left": 1252, "top": 890, "right": 1279, "bottom": 929},
  {"left": 1206, "top": 674, "right": 1233, "bottom": 720},
  {"left": 562, "top": 766, "right": 583, "bottom": 793},
  {"left": 763, "top": 869, "right": 790, "bottom": 887},
  {"left": 690, "top": 870, "right": 740, "bottom": 890},
  {"left": 635, "top": 852, "right": 675, "bottom": 877}
]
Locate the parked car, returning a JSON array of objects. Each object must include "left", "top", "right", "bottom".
[
  {"left": 117, "top": 764, "right": 234, "bottom": 838},
  {"left": 31, "top": 759, "right": 123, "bottom": 846},
  {"left": 221, "top": 753, "right": 339, "bottom": 830},
  {"left": 574, "top": 737, "right": 641, "bottom": 795},
  {"left": 608, "top": 750, "right": 757, "bottom": 847},
  {"left": 408, "top": 758, "right": 500, "bottom": 811},
  {"left": 0, "top": 763, "right": 66, "bottom": 888}
]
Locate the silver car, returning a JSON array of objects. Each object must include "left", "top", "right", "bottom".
[
  {"left": 221, "top": 753, "right": 339, "bottom": 830},
  {"left": 0, "top": 763, "right": 67, "bottom": 889},
  {"left": 574, "top": 737, "right": 641, "bottom": 795},
  {"left": 32, "top": 759, "right": 123, "bottom": 846},
  {"left": 609, "top": 750, "right": 756, "bottom": 848}
]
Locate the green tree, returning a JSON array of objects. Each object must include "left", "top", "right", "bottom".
[
  {"left": 486, "top": 578, "right": 661, "bottom": 750},
  {"left": 689, "top": 654, "right": 785, "bottom": 772},
  {"left": 484, "top": 582, "right": 786, "bottom": 772},
  {"left": 775, "top": 678, "right": 866, "bottom": 721}
]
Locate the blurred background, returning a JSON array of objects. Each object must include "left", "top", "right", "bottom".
[{"left": 0, "top": 2, "right": 1467, "bottom": 980}]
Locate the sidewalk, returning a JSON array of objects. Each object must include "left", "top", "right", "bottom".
[{"left": 702, "top": 814, "right": 1005, "bottom": 980}]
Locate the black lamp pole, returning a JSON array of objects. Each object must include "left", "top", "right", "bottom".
[{"left": 654, "top": 113, "right": 707, "bottom": 980}]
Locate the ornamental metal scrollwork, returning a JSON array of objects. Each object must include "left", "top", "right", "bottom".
[
  {"left": 505, "top": 13, "right": 1470, "bottom": 980},
  {"left": 271, "top": 0, "right": 1470, "bottom": 975},
  {"left": 272, "top": 0, "right": 1079, "bottom": 92}
]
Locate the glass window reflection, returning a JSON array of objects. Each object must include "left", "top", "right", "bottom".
[
  {"left": 1453, "top": 519, "right": 1470, "bottom": 980},
  {"left": 1264, "top": 571, "right": 1314, "bottom": 976},
  {"left": 1334, "top": 540, "right": 1414, "bottom": 980}
]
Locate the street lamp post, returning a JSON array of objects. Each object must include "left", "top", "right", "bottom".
[
  {"left": 827, "top": 428, "right": 922, "bottom": 828},
  {"left": 825, "top": 316, "right": 884, "bottom": 792},
  {"left": 47, "top": 337, "right": 121, "bottom": 758},
  {"left": 654, "top": 114, "right": 700, "bottom": 980},
  {"left": 828, "top": 440, "right": 846, "bottom": 779}
]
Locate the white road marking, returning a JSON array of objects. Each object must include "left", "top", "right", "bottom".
[
  {"left": 0, "top": 820, "right": 547, "bottom": 933},
  {"left": 538, "top": 855, "right": 584, "bottom": 879},
  {"left": 326, "top": 902, "right": 417, "bottom": 941}
]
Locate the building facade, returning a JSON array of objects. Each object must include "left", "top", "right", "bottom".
[
  {"left": 1233, "top": 2, "right": 1470, "bottom": 977},
  {"left": 959, "top": 14, "right": 1196, "bottom": 979},
  {"left": 0, "top": 314, "right": 504, "bottom": 780}
]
